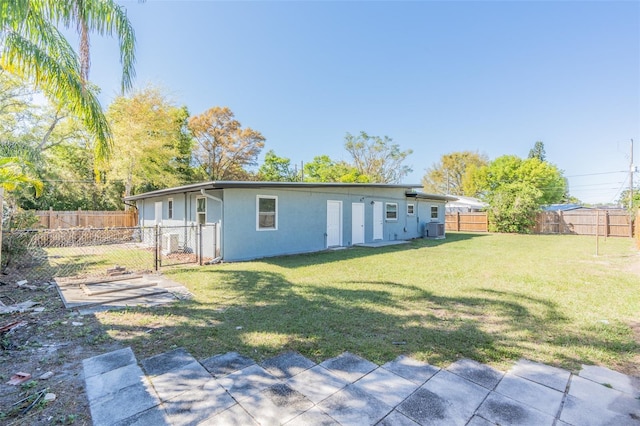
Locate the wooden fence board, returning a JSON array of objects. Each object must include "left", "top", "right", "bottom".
[
  {"left": 33, "top": 209, "right": 137, "bottom": 229},
  {"left": 446, "top": 209, "right": 634, "bottom": 237}
]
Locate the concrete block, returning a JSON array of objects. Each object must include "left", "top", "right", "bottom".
[
  {"left": 354, "top": 367, "right": 419, "bottom": 407},
  {"left": 477, "top": 392, "right": 555, "bottom": 426},
  {"left": 494, "top": 373, "right": 564, "bottom": 416},
  {"left": 217, "top": 364, "right": 279, "bottom": 401},
  {"left": 580, "top": 364, "right": 640, "bottom": 397},
  {"left": 261, "top": 351, "right": 316, "bottom": 379},
  {"left": 285, "top": 406, "right": 340, "bottom": 426},
  {"left": 162, "top": 379, "right": 235, "bottom": 426},
  {"left": 381, "top": 355, "right": 440, "bottom": 385},
  {"left": 286, "top": 365, "right": 349, "bottom": 404},
  {"left": 198, "top": 404, "right": 258, "bottom": 426},
  {"left": 377, "top": 410, "right": 420, "bottom": 426},
  {"left": 447, "top": 358, "right": 503, "bottom": 390},
  {"left": 89, "top": 380, "right": 161, "bottom": 426},
  {"left": 85, "top": 363, "right": 146, "bottom": 402},
  {"left": 141, "top": 347, "right": 195, "bottom": 377},
  {"left": 150, "top": 361, "right": 213, "bottom": 402},
  {"left": 201, "top": 351, "right": 255, "bottom": 377},
  {"left": 509, "top": 358, "right": 571, "bottom": 392},
  {"left": 83, "top": 347, "right": 136, "bottom": 379},
  {"left": 319, "top": 352, "right": 378, "bottom": 383},
  {"left": 239, "top": 383, "right": 314, "bottom": 426},
  {"left": 317, "top": 384, "right": 392, "bottom": 426}
]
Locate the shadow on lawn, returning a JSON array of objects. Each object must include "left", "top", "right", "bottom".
[
  {"left": 262, "top": 232, "right": 488, "bottom": 269},
  {"left": 92, "top": 267, "right": 639, "bottom": 374}
]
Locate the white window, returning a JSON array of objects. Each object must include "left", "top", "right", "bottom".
[
  {"left": 257, "top": 195, "right": 278, "bottom": 230},
  {"left": 431, "top": 206, "right": 439, "bottom": 220},
  {"left": 407, "top": 203, "right": 415, "bottom": 215},
  {"left": 167, "top": 198, "right": 174, "bottom": 219},
  {"left": 385, "top": 203, "right": 398, "bottom": 221},
  {"left": 196, "top": 197, "right": 206, "bottom": 224}
]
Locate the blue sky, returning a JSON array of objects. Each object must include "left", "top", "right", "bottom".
[{"left": 86, "top": 1, "right": 639, "bottom": 204}]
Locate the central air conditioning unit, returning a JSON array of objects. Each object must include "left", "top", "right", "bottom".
[
  {"left": 424, "top": 222, "right": 446, "bottom": 239},
  {"left": 161, "top": 233, "right": 180, "bottom": 254}
]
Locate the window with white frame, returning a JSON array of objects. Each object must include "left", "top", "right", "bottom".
[
  {"left": 431, "top": 206, "right": 439, "bottom": 220},
  {"left": 407, "top": 203, "right": 415, "bottom": 215},
  {"left": 385, "top": 203, "right": 398, "bottom": 220},
  {"left": 196, "top": 197, "right": 206, "bottom": 224},
  {"left": 168, "top": 198, "right": 174, "bottom": 219},
  {"left": 257, "top": 195, "right": 278, "bottom": 230}
]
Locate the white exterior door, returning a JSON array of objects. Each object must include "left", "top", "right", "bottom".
[
  {"left": 154, "top": 202, "right": 163, "bottom": 225},
  {"left": 352, "top": 203, "right": 364, "bottom": 245},
  {"left": 373, "top": 201, "right": 383, "bottom": 240},
  {"left": 326, "top": 200, "right": 342, "bottom": 247}
]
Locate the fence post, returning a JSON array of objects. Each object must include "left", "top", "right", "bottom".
[
  {"left": 154, "top": 225, "right": 160, "bottom": 271},
  {"left": 199, "top": 224, "right": 203, "bottom": 265},
  {"left": 456, "top": 212, "right": 460, "bottom": 231},
  {"left": 605, "top": 211, "right": 610, "bottom": 238}
]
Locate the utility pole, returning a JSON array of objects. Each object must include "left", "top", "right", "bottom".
[{"left": 629, "top": 139, "right": 634, "bottom": 237}]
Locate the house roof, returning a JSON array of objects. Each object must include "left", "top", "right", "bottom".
[
  {"left": 124, "top": 181, "right": 456, "bottom": 202},
  {"left": 444, "top": 195, "right": 487, "bottom": 209},
  {"left": 543, "top": 203, "right": 587, "bottom": 212}
]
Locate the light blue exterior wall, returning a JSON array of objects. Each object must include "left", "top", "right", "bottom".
[{"left": 134, "top": 186, "right": 446, "bottom": 262}]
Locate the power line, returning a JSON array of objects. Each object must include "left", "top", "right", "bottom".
[{"left": 565, "top": 171, "right": 627, "bottom": 178}]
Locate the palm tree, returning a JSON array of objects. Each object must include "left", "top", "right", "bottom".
[{"left": 0, "top": 0, "right": 136, "bottom": 161}]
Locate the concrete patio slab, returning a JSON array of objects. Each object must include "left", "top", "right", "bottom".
[
  {"left": 381, "top": 355, "right": 440, "bottom": 385},
  {"left": 150, "top": 361, "right": 213, "bottom": 402},
  {"left": 217, "top": 364, "right": 280, "bottom": 401},
  {"left": 353, "top": 367, "right": 419, "bottom": 407},
  {"left": 285, "top": 406, "right": 339, "bottom": 426},
  {"left": 317, "top": 384, "right": 392, "bottom": 426},
  {"left": 83, "top": 347, "right": 137, "bottom": 378},
  {"left": 477, "top": 392, "right": 555, "bottom": 426},
  {"left": 446, "top": 358, "right": 504, "bottom": 390},
  {"left": 89, "top": 379, "right": 161, "bottom": 426},
  {"left": 377, "top": 410, "right": 420, "bottom": 426},
  {"left": 509, "top": 358, "right": 571, "bottom": 392},
  {"left": 112, "top": 406, "right": 169, "bottom": 426},
  {"left": 199, "top": 403, "right": 259, "bottom": 426},
  {"left": 398, "top": 370, "right": 489, "bottom": 425},
  {"left": 286, "top": 365, "right": 349, "bottom": 404},
  {"left": 85, "top": 362, "right": 146, "bottom": 402},
  {"left": 559, "top": 394, "right": 636, "bottom": 426},
  {"left": 319, "top": 352, "right": 378, "bottom": 383},
  {"left": 260, "top": 351, "right": 316, "bottom": 380},
  {"left": 580, "top": 364, "right": 640, "bottom": 397},
  {"left": 201, "top": 351, "right": 256, "bottom": 377},
  {"left": 162, "top": 378, "right": 235, "bottom": 426},
  {"left": 142, "top": 347, "right": 196, "bottom": 377},
  {"left": 240, "top": 383, "right": 314, "bottom": 426},
  {"left": 494, "top": 372, "right": 564, "bottom": 416},
  {"left": 568, "top": 375, "right": 640, "bottom": 417},
  {"left": 82, "top": 347, "right": 640, "bottom": 426}
]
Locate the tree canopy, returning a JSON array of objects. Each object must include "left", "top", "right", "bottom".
[
  {"left": 257, "top": 150, "right": 298, "bottom": 182},
  {"left": 422, "top": 151, "right": 488, "bottom": 195},
  {"left": 188, "top": 106, "right": 265, "bottom": 181},
  {"left": 0, "top": 0, "right": 137, "bottom": 160},
  {"left": 344, "top": 131, "right": 412, "bottom": 183}
]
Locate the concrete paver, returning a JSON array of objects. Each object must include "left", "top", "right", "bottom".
[
  {"left": 476, "top": 392, "right": 555, "bottom": 426},
  {"left": 317, "top": 384, "right": 392, "bottom": 426},
  {"left": 380, "top": 355, "right": 439, "bottom": 385},
  {"left": 509, "top": 358, "right": 571, "bottom": 392},
  {"left": 446, "top": 358, "right": 503, "bottom": 390},
  {"left": 494, "top": 372, "right": 564, "bottom": 416},
  {"left": 83, "top": 347, "right": 640, "bottom": 426}
]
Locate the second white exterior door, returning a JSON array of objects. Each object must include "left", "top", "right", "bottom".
[
  {"left": 373, "top": 201, "right": 383, "bottom": 240},
  {"left": 352, "top": 203, "right": 364, "bottom": 245},
  {"left": 326, "top": 200, "right": 342, "bottom": 247}
]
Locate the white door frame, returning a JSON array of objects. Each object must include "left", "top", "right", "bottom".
[
  {"left": 351, "top": 202, "right": 365, "bottom": 245},
  {"left": 373, "top": 201, "right": 383, "bottom": 240},
  {"left": 326, "top": 200, "right": 342, "bottom": 247}
]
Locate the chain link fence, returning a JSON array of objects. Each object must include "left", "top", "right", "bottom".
[{"left": 1, "top": 224, "right": 217, "bottom": 283}]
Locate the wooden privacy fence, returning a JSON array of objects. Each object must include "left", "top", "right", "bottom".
[
  {"left": 446, "top": 210, "right": 635, "bottom": 237},
  {"left": 445, "top": 212, "right": 489, "bottom": 232},
  {"left": 34, "top": 209, "right": 138, "bottom": 229}
]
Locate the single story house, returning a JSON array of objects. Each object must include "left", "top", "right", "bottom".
[{"left": 124, "top": 181, "right": 456, "bottom": 262}]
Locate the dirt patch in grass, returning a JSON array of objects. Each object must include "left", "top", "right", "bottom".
[{"left": 0, "top": 281, "right": 120, "bottom": 426}]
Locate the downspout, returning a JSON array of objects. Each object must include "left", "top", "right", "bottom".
[{"left": 200, "top": 189, "right": 223, "bottom": 259}]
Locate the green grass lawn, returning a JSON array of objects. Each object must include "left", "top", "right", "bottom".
[{"left": 95, "top": 232, "right": 640, "bottom": 375}]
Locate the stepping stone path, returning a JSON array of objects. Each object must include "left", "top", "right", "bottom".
[{"left": 82, "top": 348, "right": 640, "bottom": 425}]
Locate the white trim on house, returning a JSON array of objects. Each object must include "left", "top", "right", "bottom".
[{"left": 385, "top": 202, "right": 398, "bottom": 221}]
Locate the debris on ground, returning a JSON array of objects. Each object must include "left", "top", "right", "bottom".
[
  {"left": 0, "top": 300, "right": 39, "bottom": 314},
  {"left": 43, "top": 393, "right": 56, "bottom": 402},
  {"left": 0, "top": 320, "right": 28, "bottom": 334},
  {"left": 6, "top": 372, "right": 32, "bottom": 386},
  {"left": 38, "top": 371, "right": 54, "bottom": 380},
  {"left": 107, "top": 265, "right": 128, "bottom": 277}
]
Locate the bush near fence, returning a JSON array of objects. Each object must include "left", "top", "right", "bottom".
[{"left": 446, "top": 209, "right": 635, "bottom": 237}]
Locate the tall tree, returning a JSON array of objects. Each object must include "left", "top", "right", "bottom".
[
  {"left": 258, "top": 150, "right": 298, "bottom": 182},
  {"left": 303, "top": 155, "right": 369, "bottom": 183},
  {"left": 0, "top": 0, "right": 137, "bottom": 160},
  {"left": 528, "top": 141, "right": 546, "bottom": 161},
  {"left": 422, "top": 151, "right": 488, "bottom": 195},
  {"left": 188, "top": 106, "right": 265, "bottom": 181},
  {"left": 344, "top": 131, "right": 412, "bottom": 183},
  {"left": 105, "top": 86, "right": 191, "bottom": 198}
]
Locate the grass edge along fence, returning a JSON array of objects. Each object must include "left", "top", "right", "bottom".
[{"left": 446, "top": 209, "right": 635, "bottom": 237}]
